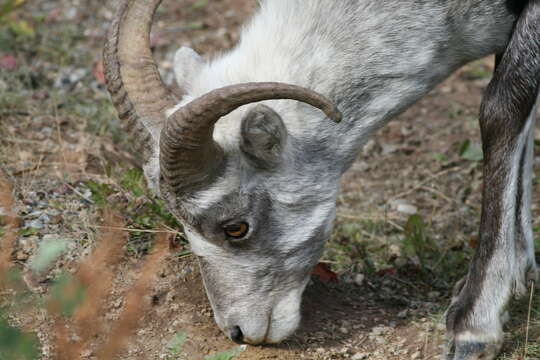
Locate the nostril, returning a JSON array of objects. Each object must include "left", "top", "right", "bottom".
[{"left": 230, "top": 326, "right": 244, "bottom": 344}]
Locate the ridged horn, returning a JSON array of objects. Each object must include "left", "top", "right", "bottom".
[
  {"left": 160, "top": 82, "right": 342, "bottom": 197},
  {"left": 104, "top": 0, "right": 342, "bottom": 200},
  {"left": 103, "top": 0, "right": 177, "bottom": 167}
]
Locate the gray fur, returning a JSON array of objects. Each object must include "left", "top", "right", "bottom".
[
  {"left": 240, "top": 104, "right": 288, "bottom": 169},
  {"left": 150, "top": 0, "right": 539, "bottom": 355}
]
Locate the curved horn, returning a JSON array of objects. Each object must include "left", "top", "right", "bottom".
[
  {"left": 103, "top": 0, "right": 342, "bottom": 200},
  {"left": 103, "top": 0, "right": 176, "bottom": 166},
  {"left": 161, "top": 82, "right": 342, "bottom": 197}
]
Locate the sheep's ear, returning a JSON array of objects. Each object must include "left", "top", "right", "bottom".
[
  {"left": 240, "top": 104, "right": 288, "bottom": 169},
  {"left": 174, "top": 46, "right": 204, "bottom": 89}
]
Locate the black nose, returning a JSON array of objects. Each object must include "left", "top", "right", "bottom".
[{"left": 230, "top": 326, "right": 244, "bottom": 344}]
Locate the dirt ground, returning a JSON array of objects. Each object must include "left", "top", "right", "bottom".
[{"left": 1, "top": 1, "right": 539, "bottom": 359}]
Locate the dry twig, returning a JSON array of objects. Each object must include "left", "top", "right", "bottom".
[
  {"left": 97, "top": 232, "right": 169, "bottom": 359},
  {"left": 50, "top": 212, "right": 128, "bottom": 359},
  {"left": 71, "top": 212, "right": 128, "bottom": 356},
  {"left": 0, "top": 176, "right": 17, "bottom": 286}
]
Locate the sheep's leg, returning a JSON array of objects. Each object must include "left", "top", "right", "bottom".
[{"left": 445, "top": 3, "right": 540, "bottom": 357}]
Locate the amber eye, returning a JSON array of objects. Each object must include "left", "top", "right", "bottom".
[{"left": 224, "top": 222, "right": 249, "bottom": 239}]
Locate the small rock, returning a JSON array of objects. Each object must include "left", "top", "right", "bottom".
[
  {"left": 411, "top": 351, "right": 421, "bottom": 359},
  {"left": 38, "top": 213, "right": 50, "bottom": 224},
  {"left": 46, "top": 209, "right": 61, "bottom": 217},
  {"left": 361, "top": 139, "right": 376, "bottom": 156},
  {"left": 396, "top": 203, "right": 418, "bottom": 215},
  {"left": 113, "top": 298, "right": 123, "bottom": 309},
  {"left": 16, "top": 250, "right": 29, "bottom": 261},
  {"left": 397, "top": 309, "right": 408, "bottom": 319},
  {"left": 390, "top": 199, "right": 418, "bottom": 214},
  {"left": 352, "top": 353, "right": 369, "bottom": 360},
  {"left": 80, "top": 349, "right": 93, "bottom": 358},
  {"left": 339, "top": 327, "right": 349, "bottom": 334},
  {"left": 381, "top": 143, "right": 399, "bottom": 155},
  {"left": 26, "top": 219, "right": 43, "bottom": 229},
  {"left": 370, "top": 326, "right": 387, "bottom": 336},
  {"left": 440, "top": 86, "right": 453, "bottom": 94},
  {"left": 19, "top": 236, "right": 36, "bottom": 253},
  {"left": 23, "top": 210, "right": 43, "bottom": 219},
  {"left": 388, "top": 244, "right": 401, "bottom": 257},
  {"left": 354, "top": 273, "right": 365, "bottom": 286}
]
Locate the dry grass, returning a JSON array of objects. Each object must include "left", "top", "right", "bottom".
[
  {"left": 0, "top": 177, "right": 171, "bottom": 359},
  {"left": 97, "top": 232, "right": 169, "bottom": 359},
  {"left": 46, "top": 217, "right": 170, "bottom": 359},
  {"left": 0, "top": 176, "right": 17, "bottom": 283},
  {"left": 72, "top": 213, "right": 127, "bottom": 345},
  {"left": 48, "top": 212, "right": 129, "bottom": 359}
]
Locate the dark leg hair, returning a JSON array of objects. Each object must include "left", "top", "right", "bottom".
[{"left": 445, "top": 1, "right": 540, "bottom": 359}]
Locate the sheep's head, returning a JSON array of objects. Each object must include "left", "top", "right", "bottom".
[{"left": 103, "top": 0, "right": 341, "bottom": 344}]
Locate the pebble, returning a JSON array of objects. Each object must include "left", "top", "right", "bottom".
[
  {"left": 382, "top": 143, "right": 399, "bottom": 155},
  {"left": 390, "top": 199, "right": 418, "bottom": 214},
  {"left": 16, "top": 250, "right": 29, "bottom": 261},
  {"left": 370, "top": 326, "right": 389, "bottom": 336},
  {"left": 54, "top": 68, "right": 89, "bottom": 89},
  {"left": 354, "top": 273, "right": 365, "bottom": 286},
  {"left": 388, "top": 244, "right": 401, "bottom": 257},
  {"left": 352, "top": 353, "right": 369, "bottom": 360},
  {"left": 397, "top": 309, "right": 408, "bottom": 319},
  {"left": 396, "top": 203, "right": 418, "bottom": 215},
  {"left": 113, "top": 298, "right": 123, "bottom": 309},
  {"left": 26, "top": 218, "right": 44, "bottom": 229},
  {"left": 81, "top": 349, "right": 93, "bottom": 358},
  {"left": 411, "top": 351, "right": 422, "bottom": 359}
]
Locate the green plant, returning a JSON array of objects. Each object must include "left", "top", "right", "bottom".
[
  {"left": 49, "top": 274, "right": 87, "bottom": 317},
  {"left": 166, "top": 331, "right": 187, "bottom": 358},
  {"left": 0, "top": 0, "right": 25, "bottom": 21},
  {"left": 0, "top": 316, "right": 39, "bottom": 360},
  {"left": 0, "top": 0, "right": 35, "bottom": 55},
  {"left": 431, "top": 152, "right": 449, "bottom": 162},
  {"left": 204, "top": 346, "right": 246, "bottom": 360},
  {"left": 85, "top": 169, "right": 184, "bottom": 256},
  {"left": 191, "top": 0, "right": 209, "bottom": 9},
  {"left": 459, "top": 139, "right": 483, "bottom": 162},
  {"left": 403, "top": 214, "right": 433, "bottom": 270},
  {"left": 85, "top": 180, "right": 115, "bottom": 207},
  {"left": 462, "top": 60, "right": 493, "bottom": 80}
]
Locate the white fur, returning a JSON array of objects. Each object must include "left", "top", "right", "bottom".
[
  {"left": 266, "top": 277, "right": 309, "bottom": 343},
  {"left": 461, "top": 98, "right": 538, "bottom": 343},
  {"left": 163, "top": 0, "right": 522, "bottom": 347}
]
